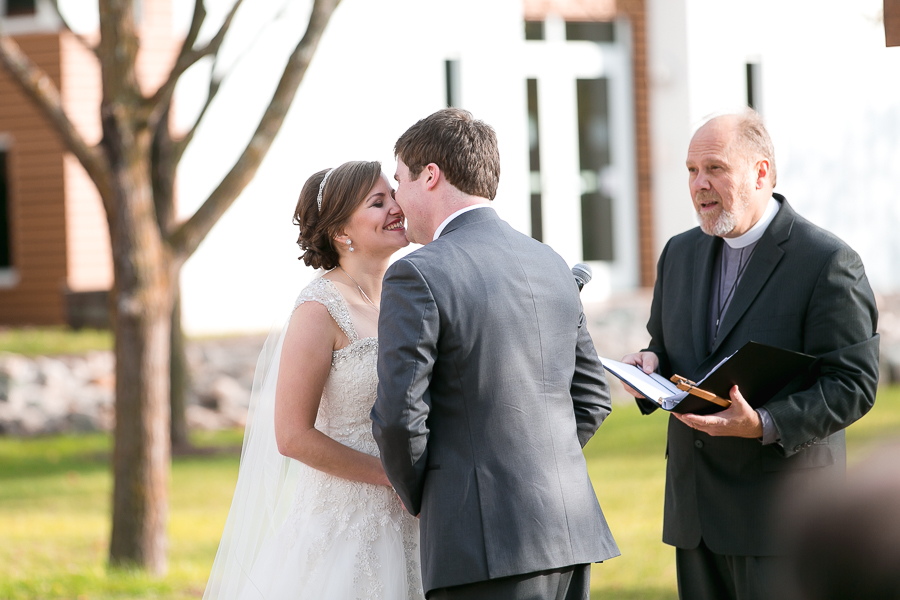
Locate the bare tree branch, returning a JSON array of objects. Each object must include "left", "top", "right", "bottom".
[
  {"left": 0, "top": 34, "right": 113, "bottom": 206},
  {"left": 183, "top": 0, "right": 208, "bottom": 60},
  {"left": 147, "top": 0, "right": 243, "bottom": 128},
  {"left": 170, "top": 0, "right": 291, "bottom": 168},
  {"left": 97, "top": 0, "right": 141, "bottom": 106},
  {"left": 168, "top": 0, "right": 342, "bottom": 260},
  {"left": 152, "top": 104, "right": 177, "bottom": 234},
  {"left": 143, "top": 0, "right": 206, "bottom": 151},
  {"left": 171, "top": 74, "right": 222, "bottom": 166},
  {"left": 145, "top": 0, "right": 205, "bottom": 135},
  {"left": 50, "top": 0, "right": 99, "bottom": 56}
]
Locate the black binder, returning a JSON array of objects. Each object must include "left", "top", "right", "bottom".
[
  {"left": 668, "top": 341, "right": 817, "bottom": 415},
  {"left": 601, "top": 341, "right": 817, "bottom": 415}
]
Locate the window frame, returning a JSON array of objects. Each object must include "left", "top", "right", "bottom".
[
  {"left": 0, "top": 135, "right": 18, "bottom": 289},
  {"left": 0, "top": 0, "right": 61, "bottom": 36}
]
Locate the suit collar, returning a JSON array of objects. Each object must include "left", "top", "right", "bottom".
[
  {"left": 706, "top": 193, "right": 794, "bottom": 356},
  {"left": 692, "top": 234, "right": 721, "bottom": 365},
  {"left": 437, "top": 205, "right": 497, "bottom": 238},
  {"left": 760, "top": 193, "right": 794, "bottom": 245}
]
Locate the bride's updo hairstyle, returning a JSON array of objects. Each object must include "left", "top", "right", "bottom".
[{"left": 293, "top": 161, "right": 382, "bottom": 270}]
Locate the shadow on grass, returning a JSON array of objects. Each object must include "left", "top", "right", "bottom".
[
  {"left": 0, "top": 434, "right": 112, "bottom": 480},
  {"left": 0, "top": 430, "right": 244, "bottom": 481}
]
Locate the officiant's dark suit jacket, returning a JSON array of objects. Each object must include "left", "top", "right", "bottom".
[
  {"left": 372, "top": 207, "right": 620, "bottom": 593},
  {"left": 639, "top": 194, "right": 879, "bottom": 557}
]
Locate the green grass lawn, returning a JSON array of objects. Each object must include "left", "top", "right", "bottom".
[
  {"left": 1, "top": 389, "right": 899, "bottom": 599},
  {"left": 0, "top": 327, "right": 113, "bottom": 357}
]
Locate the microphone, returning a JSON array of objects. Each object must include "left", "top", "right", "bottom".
[{"left": 572, "top": 263, "right": 592, "bottom": 291}]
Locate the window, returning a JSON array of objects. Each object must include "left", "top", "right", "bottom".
[
  {"left": 4, "top": 0, "right": 36, "bottom": 17},
  {"left": 576, "top": 78, "right": 614, "bottom": 261},
  {"left": 444, "top": 60, "right": 460, "bottom": 108},
  {"left": 526, "top": 78, "right": 542, "bottom": 242},
  {"left": 0, "top": 150, "right": 11, "bottom": 269},
  {"left": 746, "top": 62, "right": 761, "bottom": 110},
  {"left": 525, "top": 21, "right": 544, "bottom": 41},
  {"left": 565, "top": 21, "right": 615, "bottom": 43},
  {"left": 527, "top": 19, "right": 614, "bottom": 43}
]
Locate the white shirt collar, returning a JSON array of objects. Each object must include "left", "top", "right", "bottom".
[
  {"left": 432, "top": 203, "right": 492, "bottom": 241},
  {"left": 723, "top": 195, "right": 780, "bottom": 249}
]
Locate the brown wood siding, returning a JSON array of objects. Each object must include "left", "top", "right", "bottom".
[
  {"left": 0, "top": 33, "right": 67, "bottom": 325},
  {"left": 0, "top": 2, "right": 180, "bottom": 326},
  {"left": 59, "top": 1, "right": 179, "bottom": 296},
  {"left": 136, "top": 0, "right": 178, "bottom": 96},
  {"left": 60, "top": 32, "right": 111, "bottom": 293}
]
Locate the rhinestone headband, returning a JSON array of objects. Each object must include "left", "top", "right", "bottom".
[{"left": 316, "top": 168, "right": 336, "bottom": 212}]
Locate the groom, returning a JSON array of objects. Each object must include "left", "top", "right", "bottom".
[{"left": 372, "top": 108, "right": 619, "bottom": 599}]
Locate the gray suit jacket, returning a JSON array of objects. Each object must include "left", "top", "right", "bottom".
[
  {"left": 639, "top": 195, "right": 880, "bottom": 556},
  {"left": 372, "top": 207, "right": 619, "bottom": 593}
]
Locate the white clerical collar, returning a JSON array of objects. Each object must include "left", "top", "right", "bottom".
[
  {"left": 433, "top": 203, "right": 492, "bottom": 241},
  {"left": 723, "top": 195, "right": 780, "bottom": 249}
]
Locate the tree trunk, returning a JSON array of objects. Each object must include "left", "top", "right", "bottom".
[
  {"left": 2, "top": 0, "right": 344, "bottom": 574},
  {"left": 151, "top": 104, "right": 189, "bottom": 452},
  {"left": 104, "top": 112, "right": 173, "bottom": 575},
  {"left": 169, "top": 282, "right": 190, "bottom": 451},
  {"left": 109, "top": 281, "right": 172, "bottom": 573}
]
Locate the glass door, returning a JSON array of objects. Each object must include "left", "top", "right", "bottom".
[{"left": 523, "top": 16, "right": 638, "bottom": 298}]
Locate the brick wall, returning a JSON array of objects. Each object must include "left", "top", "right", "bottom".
[{"left": 616, "top": 0, "right": 655, "bottom": 287}]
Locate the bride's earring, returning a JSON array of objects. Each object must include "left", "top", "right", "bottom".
[{"left": 346, "top": 239, "right": 354, "bottom": 253}]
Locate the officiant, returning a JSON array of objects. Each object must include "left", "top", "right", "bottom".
[{"left": 621, "top": 109, "right": 880, "bottom": 600}]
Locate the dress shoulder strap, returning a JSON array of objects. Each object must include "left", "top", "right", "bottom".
[{"left": 293, "top": 277, "right": 359, "bottom": 343}]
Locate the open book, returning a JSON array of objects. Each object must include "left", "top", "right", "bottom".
[{"left": 601, "top": 341, "right": 817, "bottom": 415}]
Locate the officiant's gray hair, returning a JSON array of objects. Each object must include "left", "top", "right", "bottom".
[
  {"left": 294, "top": 161, "right": 382, "bottom": 270},
  {"left": 701, "top": 108, "right": 777, "bottom": 187}
]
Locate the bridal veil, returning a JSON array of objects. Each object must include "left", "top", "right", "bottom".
[{"left": 202, "top": 321, "right": 299, "bottom": 600}]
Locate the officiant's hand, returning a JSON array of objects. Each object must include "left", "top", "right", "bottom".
[
  {"left": 674, "top": 385, "right": 763, "bottom": 438},
  {"left": 620, "top": 352, "right": 659, "bottom": 398}
]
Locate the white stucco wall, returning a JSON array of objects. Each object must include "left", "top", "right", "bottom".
[
  {"left": 173, "top": 0, "right": 646, "bottom": 333},
  {"left": 59, "top": 0, "right": 900, "bottom": 333},
  {"left": 646, "top": 0, "right": 695, "bottom": 255},
  {"left": 171, "top": 0, "right": 531, "bottom": 333},
  {"left": 647, "top": 0, "right": 900, "bottom": 292}
]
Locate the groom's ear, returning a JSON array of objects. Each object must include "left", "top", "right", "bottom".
[{"left": 424, "top": 163, "right": 441, "bottom": 191}]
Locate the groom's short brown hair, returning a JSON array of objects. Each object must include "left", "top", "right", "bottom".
[{"left": 394, "top": 108, "right": 500, "bottom": 200}]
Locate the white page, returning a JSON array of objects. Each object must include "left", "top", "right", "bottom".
[
  {"left": 696, "top": 350, "right": 736, "bottom": 385},
  {"left": 600, "top": 357, "right": 682, "bottom": 404}
]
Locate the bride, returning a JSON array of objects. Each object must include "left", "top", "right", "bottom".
[{"left": 203, "top": 161, "right": 423, "bottom": 599}]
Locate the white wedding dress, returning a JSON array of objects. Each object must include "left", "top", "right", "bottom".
[{"left": 204, "top": 277, "right": 424, "bottom": 600}]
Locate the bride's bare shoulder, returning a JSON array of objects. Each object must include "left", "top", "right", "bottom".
[{"left": 286, "top": 277, "right": 349, "bottom": 350}]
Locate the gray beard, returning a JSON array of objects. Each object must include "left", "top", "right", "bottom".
[
  {"left": 700, "top": 209, "right": 739, "bottom": 237},
  {"left": 696, "top": 183, "right": 751, "bottom": 237}
]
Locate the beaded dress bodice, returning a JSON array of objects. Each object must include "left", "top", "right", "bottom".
[
  {"left": 283, "top": 276, "right": 422, "bottom": 600},
  {"left": 294, "top": 277, "right": 381, "bottom": 457}
]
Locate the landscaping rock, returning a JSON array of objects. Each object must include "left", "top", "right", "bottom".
[{"left": 1, "top": 293, "right": 898, "bottom": 436}]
